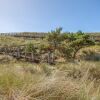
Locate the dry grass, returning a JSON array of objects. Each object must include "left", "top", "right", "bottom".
[
  {"left": 0, "top": 36, "right": 47, "bottom": 46},
  {"left": 0, "top": 54, "right": 100, "bottom": 100},
  {"left": 0, "top": 44, "right": 100, "bottom": 100}
]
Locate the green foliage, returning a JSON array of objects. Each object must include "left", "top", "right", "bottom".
[
  {"left": 47, "top": 27, "right": 63, "bottom": 49},
  {"left": 60, "top": 32, "right": 69, "bottom": 40},
  {"left": 68, "top": 33, "right": 77, "bottom": 41},
  {"left": 76, "top": 30, "right": 84, "bottom": 35},
  {"left": 62, "top": 47, "right": 74, "bottom": 59},
  {"left": 69, "top": 35, "right": 95, "bottom": 58},
  {"left": 47, "top": 28, "right": 95, "bottom": 60},
  {"left": 39, "top": 43, "right": 51, "bottom": 53},
  {"left": 25, "top": 43, "right": 36, "bottom": 53}
]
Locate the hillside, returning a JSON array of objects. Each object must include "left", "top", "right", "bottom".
[
  {"left": 0, "top": 32, "right": 100, "bottom": 42},
  {"left": 0, "top": 29, "right": 100, "bottom": 100}
]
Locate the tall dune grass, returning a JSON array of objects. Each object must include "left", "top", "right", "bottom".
[{"left": 0, "top": 55, "right": 100, "bottom": 100}]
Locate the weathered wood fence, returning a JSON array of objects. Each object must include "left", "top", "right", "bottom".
[
  {"left": 0, "top": 32, "right": 47, "bottom": 39},
  {"left": 0, "top": 45, "right": 55, "bottom": 64}
]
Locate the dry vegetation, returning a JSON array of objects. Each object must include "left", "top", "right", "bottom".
[
  {"left": 0, "top": 30, "right": 100, "bottom": 100},
  {"left": 0, "top": 50, "right": 100, "bottom": 100},
  {"left": 0, "top": 36, "right": 47, "bottom": 46}
]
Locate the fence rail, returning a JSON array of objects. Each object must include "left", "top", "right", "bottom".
[
  {"left": 0, "top": 32, "right": 47, "bottom": 39},
  {"left": 0, "top": 45, "right": 55, "bottom": 64}
]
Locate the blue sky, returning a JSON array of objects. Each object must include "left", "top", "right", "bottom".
[{"left": 0, "top": 0, "right": 100, "bottom": 32}]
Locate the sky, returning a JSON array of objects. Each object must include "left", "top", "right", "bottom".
[{"left": 0, "top": 0, "right": 100, "bottom": 33}]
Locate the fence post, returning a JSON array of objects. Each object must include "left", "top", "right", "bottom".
[
  {"left": 17, "top": 47, "right": 20, "bottom": 58},
  {"left": 47, "top": 50, "right": 55, "bottom": 64},
  {"left": 31, "top": 52, "right": 34, "bottom": 61},
  {"left": 4, "top": 47, "right": 7, "bottom": 55}
]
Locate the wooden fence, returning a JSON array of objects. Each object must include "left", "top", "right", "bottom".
[
  {"left": 0, "top": 45, "right": 55, "bottom": 64},
  {"left": 0, "top": 32, "right": 47, "bottom": 39}
]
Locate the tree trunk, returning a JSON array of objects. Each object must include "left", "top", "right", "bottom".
[
  {"left": 73, "top": 47, "right": 82, "bottom": 59},
  {"left": 48, "top": 51, "right": 54, "bottom": 64}
]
